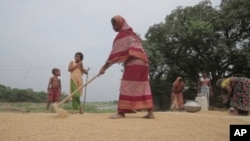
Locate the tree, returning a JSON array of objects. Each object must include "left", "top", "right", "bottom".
[
  {"left": 217, "top": 0, "right": 250, "bottom": 77},
  {"left": 144, "top": 0, "right": 250, "bottom": 109}
]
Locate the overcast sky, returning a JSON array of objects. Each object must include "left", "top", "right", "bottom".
[{"left": 0, "top": 0, "right": 221, "bottom": 102}]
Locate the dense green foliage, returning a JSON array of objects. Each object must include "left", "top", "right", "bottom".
[
  {"left": 144, "top": 0, "right": 250, "bottom": 110},
  {"left": 0, "top": 84, "right": 66, "bottom": 102}
]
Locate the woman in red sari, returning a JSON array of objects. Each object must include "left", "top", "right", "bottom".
[
  {"left": 99, "top": 15, "right": 155, "bottom": 119},
  {"left": 170, "top": 77, "right": 185, "bottom": 111}
]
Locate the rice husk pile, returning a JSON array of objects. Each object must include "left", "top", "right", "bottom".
[{"left": 0, "top": 111, "right": 249, "bottom": 141}]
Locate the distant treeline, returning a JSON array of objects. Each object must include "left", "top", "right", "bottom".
[{"left": 0, "top": 84, "right": 66, "bottom": 102}]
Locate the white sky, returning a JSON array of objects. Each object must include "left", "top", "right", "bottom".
[{"left": 0, "top": 0, "right": 221, "bottom": 102}]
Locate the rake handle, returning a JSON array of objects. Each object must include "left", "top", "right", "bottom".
[{"left": 58, "top": 74, "right": 100, "bottom": 106}]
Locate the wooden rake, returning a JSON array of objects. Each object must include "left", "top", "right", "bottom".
[{"left": 53, "top": 74, "right": 100, "bottom": 118}]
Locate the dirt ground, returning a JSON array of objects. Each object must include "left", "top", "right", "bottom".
[{"left": 0, "top": 111, "right": 249, "bottom": 141}]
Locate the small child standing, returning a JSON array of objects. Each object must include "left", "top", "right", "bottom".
[
  {"left": 46, "top": 68, "right": 61, "bottom": 112},
  {"left": 68, "top": 52, "right": 88, "bottom": 114}
]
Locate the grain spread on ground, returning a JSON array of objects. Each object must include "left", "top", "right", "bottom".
[{"left": 0, "top": 111, "right": 249, "bottom": 141}]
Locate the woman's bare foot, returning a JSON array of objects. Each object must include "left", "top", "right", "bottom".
[
  {"left": 110, "top": 113, "right": 125, "bottom": 119},
  {"left": 142, "top": 113, "right": 155, "bottom": 119}
]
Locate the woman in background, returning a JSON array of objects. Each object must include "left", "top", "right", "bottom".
[
  {"left": 216, "top": 77, "right": 250, "bottom": 116},
  {"left": 170, "top": 77, "right": 185, "bottom": 111}
]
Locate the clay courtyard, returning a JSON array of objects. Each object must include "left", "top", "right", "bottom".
[{"left": 0, "top": 111, "right": 249, "bottom": 141}]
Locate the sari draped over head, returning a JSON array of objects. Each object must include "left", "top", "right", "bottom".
[
  {"left": 171, "top": 77, "right": 184, "bottom": 109},
  {"left": 172, "top": 77, "right": 184, "bottom": 92},
  {"left": 107, "top": 15, "right": 148, "bottom": 64},
  {"left": 107, "top": 15, "right": 153, "bottom": 113}
]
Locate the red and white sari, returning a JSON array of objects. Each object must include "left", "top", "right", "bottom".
[{"left": 106, "top": 16, "right": 154, "bottom": 113}]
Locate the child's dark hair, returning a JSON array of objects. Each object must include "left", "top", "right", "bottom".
[
  {"left": 75, "top": 52, "right": 84, "bottom": 60},
  {"left": 52, "top": 68, "right": 59, "bottom": 75}
]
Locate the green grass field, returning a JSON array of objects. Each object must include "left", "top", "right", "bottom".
[{"left": 0, "top": 102, "right": 117, "bottom": 113}]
